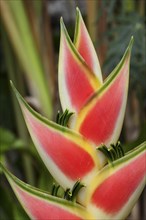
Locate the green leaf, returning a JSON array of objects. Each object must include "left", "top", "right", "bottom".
[
  {"left": 1, "top": 0, "right": 52, "bottom": 117},
  {"left": 0, "top": 127, "right": 25, "bottom": 153}
]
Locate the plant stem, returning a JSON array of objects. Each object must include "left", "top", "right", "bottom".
[
  {"left": 1, "top": 28, "right": 35, "bottom": 185},
  {"left": 0, "top": 0, "right": 53, "bottom": 118}
]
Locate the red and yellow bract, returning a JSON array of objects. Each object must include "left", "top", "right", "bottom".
[{"left": 1, "top": 8, "right": 145, "bottom": 220}]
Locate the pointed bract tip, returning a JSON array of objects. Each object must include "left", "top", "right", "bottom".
[
  {"left": 123, "top": 36, "right": 134, "bottom": 60},
  {"left": 60, "top": 17, "right": 66, "bottom": 38},
  {"left": 60, "top": 17, "right": 66, "bottom": 32},
  {"left": 10, "top": 80, "right": 14, "bottom": 88},
  {"left": 10, "top": 81, "right": 18, "bottom": 96},
  {"left": 10, "top": 81, "right": 27, "bottom": 109},
  {"left": 76, "top": 7, "right": 80, "bottom": 13},
  {"left": 60, "top": 17, "right": 64, "bottom": 27},
  {"left": 10, "top": 80, "right": 20, "bottom": 99},
  {"left": 129, "top": 36, "right": 134, "bottom": 49},
  {"left": 131, "top": 35, "right": 134, "bottom": 42},
  {"left": 76, "top": 7, "right": 81, "bottom": 18}
]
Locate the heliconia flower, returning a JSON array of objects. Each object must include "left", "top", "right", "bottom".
[
  {"left": 74, "top": 41, "right": 132, "bottom": 146},
  {"left": 1, "top": 164, "right": 94, "bottom": 220},
  {"left": 10, "top": 83, "right": 103, "bottom": 190},
  {"left": 58, "top": 9, "right": 102, "bottom": 114},
  {"left": 1, "top": 8, "right": 146, "bottom": 220}
]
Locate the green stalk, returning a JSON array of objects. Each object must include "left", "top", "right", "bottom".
[
  {"left": 1, "top": 28, "right": 35, "bottom": 185},
  {"left": 0, "top": 0, "right": 53, "bottom": 118},
  {"left": 9, "top": 0, "right": 52, "bottom": 117},
  {"left": 0, "top": 1, "right": 31, "bottom": 75},
  {"left": 42, "top": 0, "right": 56, "bottom": 98}
]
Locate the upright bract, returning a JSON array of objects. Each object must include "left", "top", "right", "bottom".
[
  {"left": 75, "top": 40, "right": 132, "bottom": 146},
  {"left": 59, "top": 12, "right": 102, "bottom": 113},
  {"left": 74, "top": 8, "right": 102, "bottom": 83},
  {"left": 1, "top": 8, "right": 145, "bottom": 220}
]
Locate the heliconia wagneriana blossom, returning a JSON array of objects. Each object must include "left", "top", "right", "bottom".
[{"left": 1, "top": 8, "right": 145, "bottom": 220}]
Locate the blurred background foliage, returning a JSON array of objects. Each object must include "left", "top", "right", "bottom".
[{"left": 0, "top": 0, "right": 145, "bottom": 219}]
